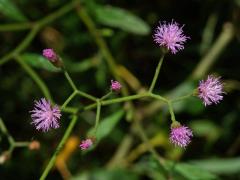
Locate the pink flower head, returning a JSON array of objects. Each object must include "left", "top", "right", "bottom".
[
  {"left": 170, "top": 123, "right": 193, "bottom": 148},
  {"left": 30, "top": 98, "right": 61, "bottom": 132},
  {"left": 153, "top": 20, "right": 189, "bottom": 54},
  {"left": 42, "top": 48, "right": 58, "bottom": 62},
  {"left": 198, "top": 75, "right": 224, "bottom": 106},
  {"left": 79, "top": 139, "right": 93, "bottom": 150},
  {"left": 111, "top": 80, "right": 122, "bottom": 92}
]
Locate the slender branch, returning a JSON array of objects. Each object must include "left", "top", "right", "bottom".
[
  {"left": 170, "top": 92, "right": 194, "bottom": 103},
  {"left": 40, "top": 115, "right": 78, "bottom": 180},
  {"left": 0, "top": 26, "right": 39, "bottom": 66},
  {"left": 94, "top": 100, "right": 101, "bottom": 134},
  {"left": 15, "top": 55, "right": 52, "bottom": 101},
  {"left": 0, "top": 118, "right": 15, "bottom": 145},
  {"left": 14, "top": 141, "right": 30, "bottom": 147},
  {"left": 149, "top": 93, "right": 168, "bottom": 103},
  {"left": 0, "top": 22, "right": 33, "bottom": 31},
  {"left": 76, "top": 4, "right": 135, "bottom": 121},
  {"left": 148, "top": 54, "right": 165, "bottom": 93},
  {"left": 0, "top": 0, "right": 80, "bottom": 66},
  {"left": 61, "top": 91, "right": 78, "bottom": 110},
  {"left": 61, "top": 106, "right": 78, "bottom": 114},
  {"left": 38, "top": 0, "right": 80, "bottom": 27},
  {"left": 101, "top": 93, "right": 149, "bottom": 106},
  {"left": 63, "top": 69, "right": 78, "bottom": 91},
  {"left": 100, "top": 91, "right": 112, "bottom": 100},
  {"left": 76, "top": 90, "right": 97, "bottom": 101},
  {"left": 167, "top": 101, "right": 176, "bottom": 122}
]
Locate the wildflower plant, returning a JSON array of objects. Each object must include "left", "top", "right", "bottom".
[{"left": 0, "top": 1, "right": 229, "bottom": 179}]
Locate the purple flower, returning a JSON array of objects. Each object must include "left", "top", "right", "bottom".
[
  {"left": 42, "top": 48, "right": 58, "bottom": 62},
  {"left": 79, "top": 139, "right": 93, "bottom": 150},
  {"left": 30, "top": 98, "right": 61, "bottom": 132},
  {"left": 111, "top": 80, "right": 122, "bottom": 92},
  {"left": 153, "top": 20, "right": 189, "bottom": 54},
  {"left": 170, "top": 124, "right": 193, "bottom": 148},
  {"left": 198, "top": 75, "right": 224, "bottom": 106}
]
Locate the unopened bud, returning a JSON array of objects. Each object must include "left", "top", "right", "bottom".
[
  {"left": 42, "top": 48, "right": 63, "bottom": 68},
  {"left": 110, "top": 80, "right": 122, "bottom": 92}
]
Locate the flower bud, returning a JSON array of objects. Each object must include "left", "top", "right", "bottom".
[{"left": 42, "top": 48, "right": 63, "bottom": 68}]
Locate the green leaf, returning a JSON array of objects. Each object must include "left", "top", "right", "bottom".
[
  {"left": 21, "top": 53, "right": 60, "bottom": 72},
  {"left": 190, "top": 120, "right": 221, "bottom": 141},
  {"left": 88, "top": 109, "right": 124, "bottom": 141},
  {"left": 94, "top": 5, "right": 150, "bottom": 35},
  {"left": 171, "top": 162, "right": 218, "bottom": 180},
  {"left": 0, "top": 0, "right": 27, "bottom": 21},
  {"left": 190, "top": 158, "right": 240, "bottom": 174},
  {"left": 64, "top": 57, "right": 97, "bottom": 73}
]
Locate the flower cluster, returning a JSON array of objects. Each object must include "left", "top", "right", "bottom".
[
  {"left": 170, "top": 123, "right": 193, "bottom": 148},
  {"left": 153, "top": 20, "right": 189, "bottom": 54},
  {"left": 30, "top": 98, "right": 61, "bottom": 132},
  {"left": 111, "top": 80, "right": 122, "bottom": 92},
  {"left": 198, "top": 75, "right": 224, "bottom": 106},
  {"left": 29, "top": 20, "right": 226, "bottom": 153}
]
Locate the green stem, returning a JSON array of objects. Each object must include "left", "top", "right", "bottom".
[
  {"left": 76, "top": 5, "right": 135, "bottom": 121},
  {"left": 167, "top": 101, "right": 176, "bottom": 122},
  {"left": 77, "top": 90, "right": 97, "bottom": 101},
  {"left": 149, "top": 93, "right": 168, "bottom": 103},
  {"left": 0, "top": 22, "right": 33, "bottom": 31},
  {"left": 15, "top": 55, "right": 52, "bottom": 101},
  {"left": 61, "top": 91, "right": 77, "bottom": 110},
  {"left": 40, "top": 115, "right": 78, "bottom": 180},
  {"left": 63, "top": 69, "right": 78, "bottom": 91},
  {"left": 101, "top": 93, "right": 148, "bottom": 106},
  {"left": 38, "top": 0, "right": 80, "bottom": 27},
  {"left": 0, "top": 118, "right": 15, "bottom": 145},
  {"left": 83, "top": 103, "right": 97, "bottom": 111},
  {"left": 170, "top": 92, "right": 193, "bottom": 103},
  {"left": 14, "top": 141, "right": 30, "bottom": 147},
  {"left": 100, "top": 91, "right": 112, "bottom": 100},
  {"left": 0, "top": 0, "right": 80, "bottom": 66},
  {"left": 148, "top": 54, "right": 165, "bottom": 93},
  {"left": 94, "top": 100, "right": 101, "bottom": 134},
  {"left": 0, "top": 26, "right": 39, "bottom": 66},
  {"left": 76, "top": 7, "right": 119, "bottom": 84},
  {"left": 61, "top": 106, "right": 78, "bottom": 114}
]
